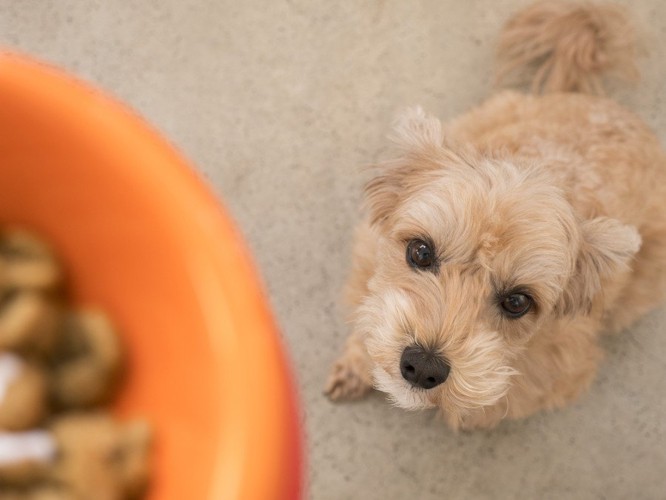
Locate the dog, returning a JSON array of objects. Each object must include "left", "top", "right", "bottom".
[{"left": 325, "top": 1, "right": 666, "bottom": 431}]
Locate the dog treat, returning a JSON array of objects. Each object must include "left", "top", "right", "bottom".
[
  {"left": 0, "top": 414, "right": 151, "bottom": 498},
  {"left": 0, "top": 353, "right": 47, "bottom": 431},
  {"left": 0, "top": 430, "right": 56, "bottom": 471},
  {"left": 48, "top": 413, "right": 151, "bottom": 499},
  {"left": 0, "top": 229, "right": 151, "bottom": 498},
  {"left": 49, "top": 309, "right": 123, "bottom": 410},
  {"left": 0, "top": 230, "right": 121, "bottom": 412},
  {"left": 0, "top": 292, "right": 61, "bottom": 356},
  {"left": 0, "top": 229, "right": 62, "bottom": 292}
]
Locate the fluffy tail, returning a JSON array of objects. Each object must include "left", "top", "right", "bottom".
[{"left": 496, "top": 1, "right": 641, "bottom": 94}]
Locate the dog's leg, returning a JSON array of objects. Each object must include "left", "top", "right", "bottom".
[
  {"left": 326, "top": 219, "right": 378, "bottom": 401},
  {"left": 325, "top": 330, "right": 374, "bottom": 401}
]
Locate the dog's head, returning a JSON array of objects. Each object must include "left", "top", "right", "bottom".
[{"left": 357, "top": 107, "right": 641, "bottom": 427}]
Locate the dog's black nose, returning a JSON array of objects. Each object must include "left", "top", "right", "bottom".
[{"left": 400, "top": 345, "right": 450, "bottom": 389}]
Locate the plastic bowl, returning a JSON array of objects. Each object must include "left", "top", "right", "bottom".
[{"left": 0, "top": 52, "right": 302, "bottom": 500}]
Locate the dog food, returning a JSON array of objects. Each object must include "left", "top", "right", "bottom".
[{"left": 0, "top": 228, "right": 151, "bottom": 499}]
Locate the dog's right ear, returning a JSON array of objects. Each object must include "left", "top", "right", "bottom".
[{"left": 364, "top": 107, "right": 444, "bottom": 225}]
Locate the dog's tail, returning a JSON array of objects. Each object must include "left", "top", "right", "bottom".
[{"left": 496, "top": 1, "right": 641, "bottom": 94}]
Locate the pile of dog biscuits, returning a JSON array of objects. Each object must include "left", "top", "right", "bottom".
[{"left": 0, "top": 229, "right": 151, "bottom": 499}]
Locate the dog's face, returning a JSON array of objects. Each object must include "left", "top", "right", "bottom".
[{"left": 356, "top": 108, "right": 641, "bottom": 427}]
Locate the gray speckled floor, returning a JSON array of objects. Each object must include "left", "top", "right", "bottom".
[{"left": 2, "top": 1, "right": 665, "bottom": 498}]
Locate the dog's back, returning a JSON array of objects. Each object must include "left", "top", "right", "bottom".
[{"left": 446, "top": 1, "right": 666, "bottom": 332}]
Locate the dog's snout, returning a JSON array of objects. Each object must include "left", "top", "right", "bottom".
[{"left": 400, "top": 345, "right": 450, "bottom": 389}]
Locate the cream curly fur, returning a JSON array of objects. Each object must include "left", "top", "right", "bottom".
[{"left": 325, "top": 1, "right": 666, "bottom": 431}]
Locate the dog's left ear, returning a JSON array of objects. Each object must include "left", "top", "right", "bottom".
[
  {"left": 365, "top": 107, "right": 444, "bottom": 225},
  {"left": 558, "top": 217, "right": 641, "bottom": 315}
]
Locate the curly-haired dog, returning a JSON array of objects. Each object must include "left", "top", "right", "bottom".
[{"left": 325, "top": 1, "right": 666, "bottom": 431}]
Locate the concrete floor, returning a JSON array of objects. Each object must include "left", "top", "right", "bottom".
[{"left": 2, "top": 1, "right": 666, "bottom": 498}]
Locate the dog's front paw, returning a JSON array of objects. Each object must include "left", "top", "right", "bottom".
[{"left": 324, "top": 357, "right": 372, "bottom": 402}]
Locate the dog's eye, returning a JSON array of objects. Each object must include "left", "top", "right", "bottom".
[
  {"left": 406, "top": 239, "right": 435, "bottom": 270},
  {"left": 500, "top": 293, "right": 533, "bottom": 318}
]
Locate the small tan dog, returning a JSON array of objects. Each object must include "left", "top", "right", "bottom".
[{"left": 326, "top": 1, "right": 666, "bottom": 431}]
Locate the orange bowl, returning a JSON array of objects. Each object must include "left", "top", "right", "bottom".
[{"left": 0, "top": 52, "right": 302, "bottom": 500}]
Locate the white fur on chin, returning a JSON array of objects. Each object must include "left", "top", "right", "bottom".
[{"left": 372, "top": 366, "right": 436, "bottom": 411}]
